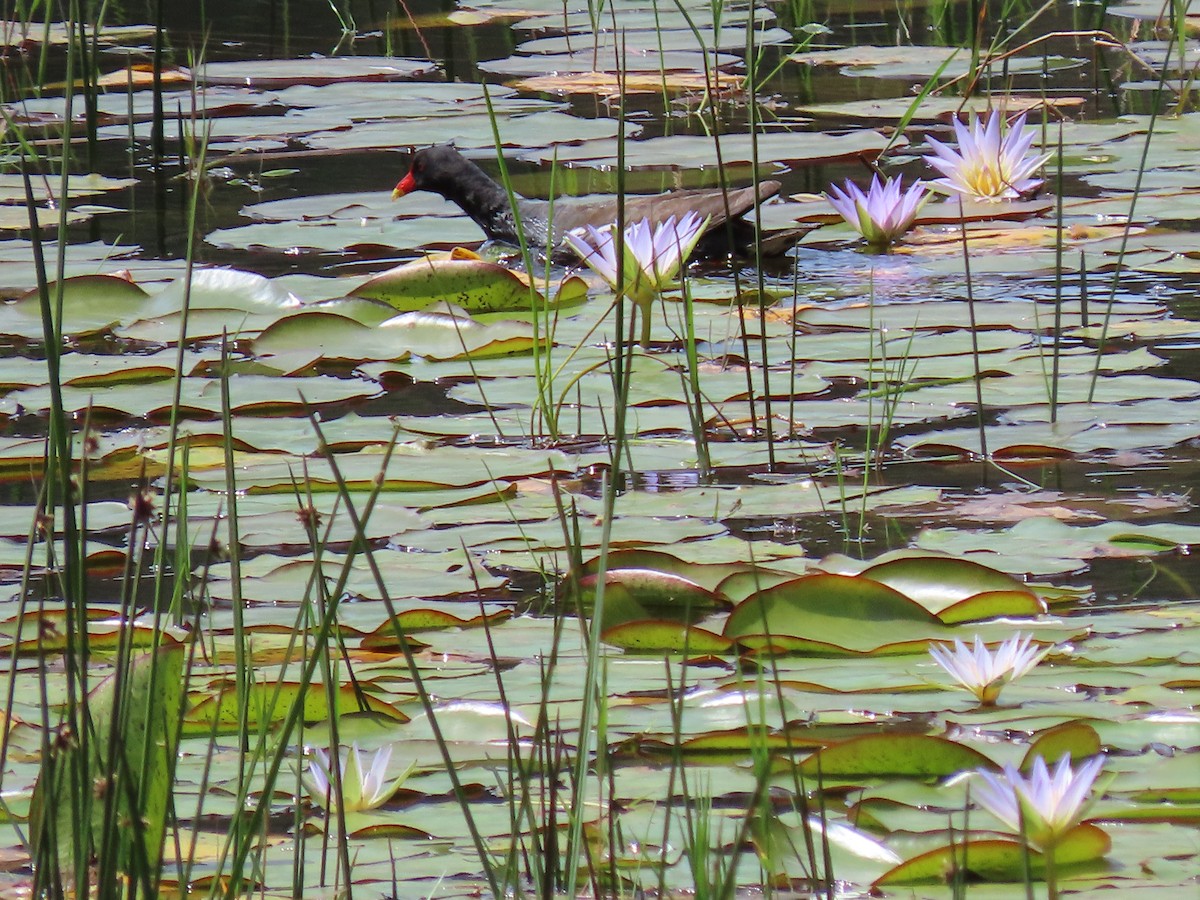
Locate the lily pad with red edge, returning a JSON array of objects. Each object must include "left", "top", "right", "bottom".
[
  {"left": 792, "top": 94, "right": 1083, "bottom": 124},
  {"left": 716, "top": 568, "right": 807, "bottom": 603},
  {"left": 601, "top": 620, "right": 732, "bottom": 653},
  {"left": 305, "top": 815, "right": 434, "bottom": 839},
  {"left": 681, "top": 725, "right": 832, "bottom": 755},
  {"left": 514, "top": 70, "right": 743, "bottom": 97},
  {"left": 526, "top": 129, "right": 896, "bottom": 170},
  {"left": 860, "top": 555, "right": 1035, "bottom": 616},
  {"left": 359, "top": 610, "right": 509, "bottom": 651},
  {"left": 938, "top": 590, "right": 1047, "bottom": 624},
  {"left": 734, "top": 634, "right": 869, "bottom": 657},
  {"left": 8, "top": 619, "right": 182, "bottom": 655},
  {"left": 578, "top": 547, "right": 756, "bottom": 592},
  {"left": 572, "top": 569, "right": 730, "bottom": 630},
  {"left": 797, "top": 733, "right": 996, "bottom": 778},
  {"left": 253, "top": 309, "right": 537, "bottom": 372},
  {"left": 516, "top": 25, "right": 792, "bottom": 56},
  {"left": 12, "top": 272, "right": 150, "bottom": 332},
  {"left": 874, "top": 823, "right": 1112, "bottom": 885},
  {"left": 480, "top": 48, "right": 742, "bottom": 79},
  {"left": 1022, "top": 722, "right": 1103, "bottom": 770},
  {"left": 724, "top": 573, "right": 951, "bottom": 654},
  {"left": 182, "top": 681, "right": 409, "bottom": 737},
  {"left": 350, "top": 249, "right": 587, "bottom": 315}
]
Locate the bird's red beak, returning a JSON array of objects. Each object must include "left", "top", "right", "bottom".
[{"left": 391, "top": 171, "right": 416, "bottom": 201}]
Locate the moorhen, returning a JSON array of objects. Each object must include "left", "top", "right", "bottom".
[{"left": 392, "top": 144, "right": 810, "bottom": 259}]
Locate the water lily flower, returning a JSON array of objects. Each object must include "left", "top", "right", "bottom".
[
  {"left": 973, "top": 755, "right": 1105, "bottom": 850},
  {"left": 564, "top": 211, "right": 708, "bottom": 345},
  {"left": 301, "top": 742, "right": 415, "bottom": 812},
  {"left": 928, "top": 632, "right": 1047, "bottom": 705},
  {"left": 925, "top": 111, "right": 1052, "bottom": 201},
  {"left": 825, "top": 175, "right": 927, "bottom": 248}
]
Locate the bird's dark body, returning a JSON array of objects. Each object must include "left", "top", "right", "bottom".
[{"left": 393, "top": 145, "right": 809, "bottom": 259}]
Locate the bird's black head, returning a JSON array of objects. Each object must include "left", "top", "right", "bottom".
[{"left": 392, "top": 144, "right": 480, "bottom": 200}]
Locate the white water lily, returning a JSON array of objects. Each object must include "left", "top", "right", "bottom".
[
  {"left": 825, "top": 175, "right": 927, "bottom": 248},
  {"left": 301, "top": 742, "right": 416, "bottom": 812},
  {"left": 564, "top": 211, "right": 708, "bottom": 345},
  {"left": 928, "top": 632, "right": 1047, "bottom": 705},
  {"left": 925, "top": 111, "right": 1052, "bottom": 201},
  {"left": 973, "top": 755, "right": 1105, "bottom": 850}
]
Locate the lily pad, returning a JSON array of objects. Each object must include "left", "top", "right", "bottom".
[
  {"left": 875, "top": 823, "right": 1112, "bottom": 884},
  {"left": 798, "top": 732, "right": 996, "bottom": 778},
  {"left": 723, "top": 573, "right": 952, "bottom": 654},
  {"left": 350, "top": 251, "right": 587, "bottom": 314},
  {"left": 196, "top": 56, "right": 438, "bottom": 88},
  {"left": 253, "top": 308, "right": 537, "bottom": 371}
]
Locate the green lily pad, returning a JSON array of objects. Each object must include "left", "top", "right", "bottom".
[
  {"left": 525, "top": 129, "right": 897, "bottom": 170},
  {"left": 860, "top": 555, "right": 1039, "bottom": 617},
  {"left": 938, "top": 590, "right": 1048, "bottom": 624},
  {"left": 350, "top": 253, "right": 587, "bottom": 314},
  {"left": 798, "top": 732, "right": 996, "bottom": 778},
  {"left": 724, "top": 573, "right": 950, "bottom": 654},
  {"left": 183, "top": 681, "right": 409, "bottom": 736},
  {"left": 480, "top": 48, "right": 741, "bottom": 78},
  {"left": 1022, "top": 722, "right": 1103, "bottom": 769},
  {"left": 253, "top": 308, "right": 538, "bottom": 371},
  {"left": 572, "top": 568, "right": 729, "bottom": 629},
  {"left": 601, "top": 621, "right": 733, "bottom": 653},
  {"left": 875, "top": 823, "right": 1112, "bottom": 885}
]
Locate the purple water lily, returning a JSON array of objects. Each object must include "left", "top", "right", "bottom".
[
  {"left": 973, "top": 755, "right": 1105, "bottom": 851},
  {"left": 826, "top": 175, "right": 927, "bottom": 248},
  {"left": 565, "top": 211, "right": 708, "bottom": 345}
]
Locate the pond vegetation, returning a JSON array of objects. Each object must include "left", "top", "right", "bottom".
[{"left": 0, "top": 0, "right": 1198, "bottom": 897}]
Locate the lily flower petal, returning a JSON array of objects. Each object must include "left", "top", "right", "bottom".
[
  {"left": 566, "top": 211, "right": 709, "bottom": 345},
  {"left": 299, "top": 742, "right": 416, "bottom": 812},
  {"left": 566, "top": 211, "right": 708, "bottom": 298},
  {"left": 826, "top": 175, "right": 927, "bottom": 247},
  {"left": 925, "top": 111, "right": 1052, "bottom": 201},
  {"left": 929, "top": 632, "right": 1048, "bottom": 705},
  {"left": 974, "top": 755, "right": 1105, "bottom": 850}
]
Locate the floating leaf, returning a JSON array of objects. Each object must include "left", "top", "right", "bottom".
[
  {"left": 359, "top": 610, "right": 509, "bottom": 651},
  {"left": 514, "top": 71, "right": 743, "bottom": 97},
  {"left": 573, "top": 569, "right": 729, "bottom": 630},
  {"left": 875, "top": 823, "right": 1111, "bottom": 885},
  {"left": 797, "top": 733, "right": 995, "bottom": 778},
  {"left": 351, "top": 250, "right": 586, "bottom": 314},
  {"left": 254, "top": 308, "right": 537, "bottom": 371},
  {"left": 196, "top": 56, "right": 437, "bottom": 88},
  {"left": 601, "top": 621, "right": 733, "bottom": 653},
  {"left": 724, "top": 573, "right": 950, "bottom": 654},
  {"left": 938, "top": 590, "right": 1047, "bottom": 624},
  {"left": 183, "top": 681, "right": 408, "bottom": 736},
  {"left": 860, "top": 555, "right": 1040, "bottom": 617},
  {"left": 1022, "top": 722, "right": 1103, "bottom": 769}
]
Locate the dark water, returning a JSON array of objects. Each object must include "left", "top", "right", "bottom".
[
  {"left": 7, "top": 0, "right": 1200, "bottom": 606},
  {"left": 34, "top": 0, "right": 1143, "bottom": 271}
]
